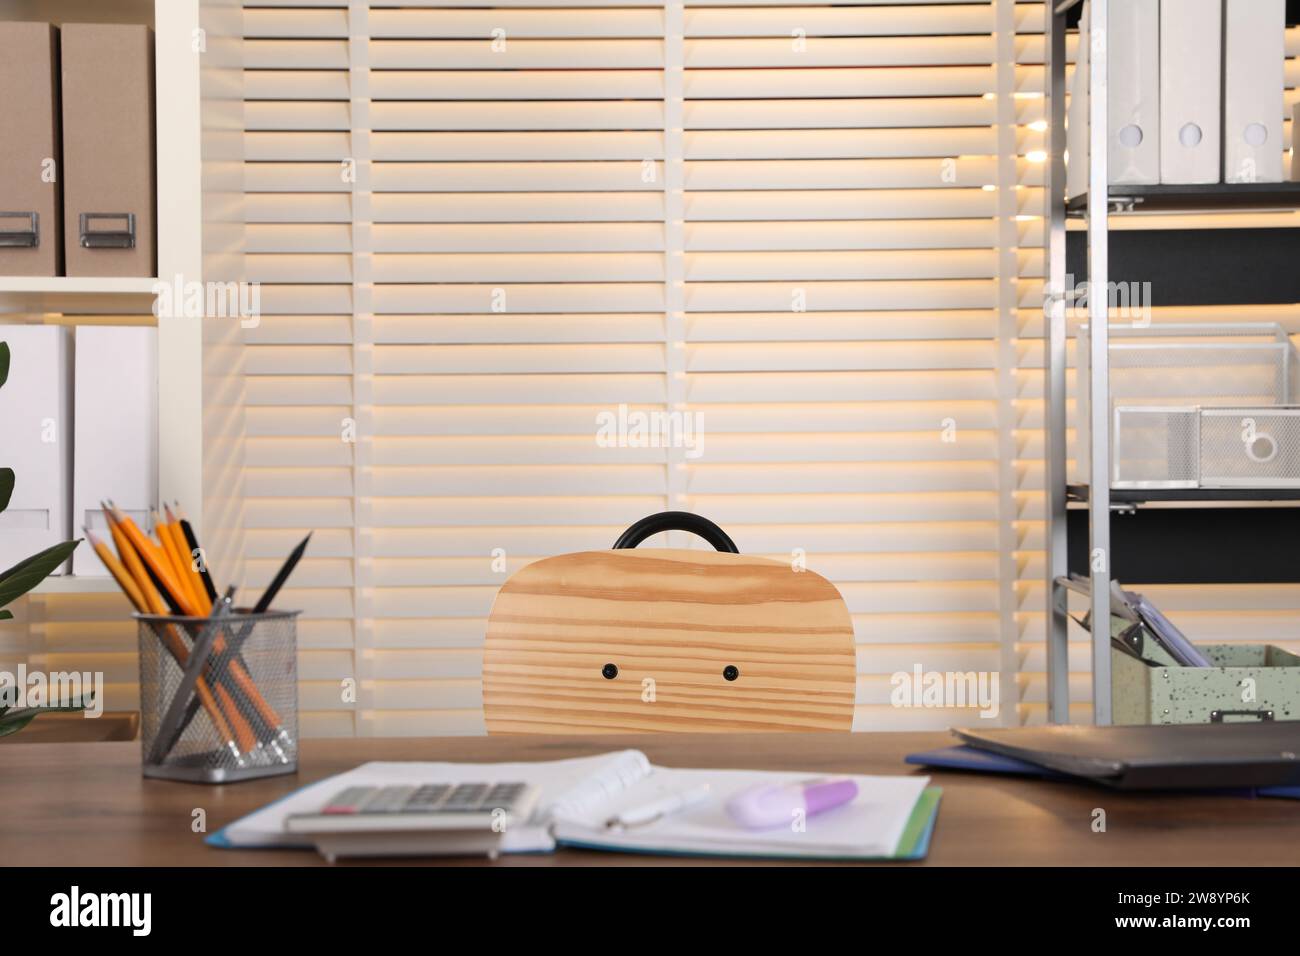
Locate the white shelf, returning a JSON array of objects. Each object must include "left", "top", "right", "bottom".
[
  {"left": 31, "top": 576, "right": 123, "bottom": 595},
  {"left": 0, "top": 276, "right": 157, "bottom": 295},
  {"left": 0, "top": 276, "right": 160, "bottom": 317}
]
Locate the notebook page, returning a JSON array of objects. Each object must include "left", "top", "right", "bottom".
[
  {"left": 553, "top": 767, "right": 930, "bottom": 859},
  {"left": 545, "top": 750, "right": 652, "bottom": 820}
]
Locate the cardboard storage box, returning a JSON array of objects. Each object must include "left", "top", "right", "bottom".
[
  {"left": 60, "top": 23, "right": 156, "bottom": 277},
  {"left": 0, "top": 22, "right": 62, "bottom": 276}
]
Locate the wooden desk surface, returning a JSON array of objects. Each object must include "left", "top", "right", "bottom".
[{"left": 4, "top": 731, "right": 1298, "bottom": 866}]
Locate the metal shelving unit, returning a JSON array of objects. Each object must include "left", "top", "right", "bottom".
[{"left": 1045, "top": 0, "right": 1300, "bottom": 724}]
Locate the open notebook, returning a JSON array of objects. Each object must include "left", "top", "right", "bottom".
[{"left": 210, "top": 750, "right": 941, "bottom": 861}]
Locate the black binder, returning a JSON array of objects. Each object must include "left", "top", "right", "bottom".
[{"left": 954, "top": 722, "right": 1300, "bottom": 790}]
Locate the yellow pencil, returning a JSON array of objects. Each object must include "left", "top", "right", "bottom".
[{"left": 85, "top": 527, "right": 146, "bottom": 612}]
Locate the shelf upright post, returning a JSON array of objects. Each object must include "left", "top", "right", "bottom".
[
  {"left": 1044, "top": 2, "right": 1071, "bottom": 723},
  {"left": 155, "top": 0, "right": 205, "bottom": 533},
  {"left": 1086, "top": 0, "right": 1113, "bottom": 724}
]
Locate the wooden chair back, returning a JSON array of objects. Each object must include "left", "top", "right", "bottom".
[{"left": 483, "top": 543, "right": 856, "bottom": 734}]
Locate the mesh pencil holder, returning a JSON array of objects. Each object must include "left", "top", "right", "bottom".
[{"left": 137, "top": 610, "right": 300, "bottom": 783}]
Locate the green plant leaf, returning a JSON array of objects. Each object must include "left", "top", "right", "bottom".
[
  {"left": 0, "top": 693, "right": 92, "bottom": 739},
  {"left": 0, "top": 341, "right": 9, "bottom": 389},
  {"left": 0, "top": 539, "right": 80, "bottom": 611},
  {"left": 0, "top": 468, "right": 12, "bottom": 514},
  {"left": 0, "top": 711, "right": 39, "bottom": 737}
]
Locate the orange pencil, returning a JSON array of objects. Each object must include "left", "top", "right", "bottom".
[
  {"left": 103, "top": 510, "right": 164, "bottom": 614},
  {"left": 105, "top": 504, "right": 199, "bottom": 617},
  {"left": 154, "top": 508, "right": 206, "bottom": 614},
  {"left": 164, "top": 504, "right": 211, "bottom": 615},
  {"left": 86, "top": 528, "right": 147, "bottom": 612},
  {"left": 173, "top": 502, "right": 217, "bottom": 605}
]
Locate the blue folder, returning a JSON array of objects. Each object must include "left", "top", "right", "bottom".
[{"left": 905, "top": 744, "right": 1300, "bottom": 800}]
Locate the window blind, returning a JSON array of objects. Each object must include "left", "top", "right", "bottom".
[
  {"left": 237, "top": 0, "right": 1300, "bottom": 736},
  {"left": 238, "top": 0, "right": 1038, "bottom": 736}
]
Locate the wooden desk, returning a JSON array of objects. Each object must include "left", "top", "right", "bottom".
[{"left": 4, "top": 731, "right": 1298, "bottom": 866}]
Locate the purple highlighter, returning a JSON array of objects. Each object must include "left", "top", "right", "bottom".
[{"left": 725, "top": 778, "right": 859, "bottom": 830}]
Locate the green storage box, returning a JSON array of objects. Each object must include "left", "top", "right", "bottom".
[{"left": 1112, "top": 641, "right": 1300, "bottom": 725}]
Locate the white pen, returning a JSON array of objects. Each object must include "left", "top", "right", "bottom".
[{"left": 604, "top": 784, "right": 712, "bottom": 830}]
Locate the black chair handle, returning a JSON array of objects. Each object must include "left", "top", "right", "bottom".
[{"left": 612, "top": 512, "right": 739, "bottom": 553}]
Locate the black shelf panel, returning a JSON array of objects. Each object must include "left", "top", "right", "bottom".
[
  {"left": 1066, "top": 182, "right": 1300, "bottom": 215},
  {"left": 1068, "top": 483, "right": 1300, "bottom": 504},
  {"left": 1066, "top": 506, "right": 1300, "bottom": 584},
  {"left": 1065, "top": 227, "right": 1300, "bottom": 306}
]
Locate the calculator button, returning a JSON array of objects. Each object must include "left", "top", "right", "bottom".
[
  {"left": 401, "top": 784, "right": 451, "bottom": 812},
  {"left": 485, "top": 783, "right": 525, "bottom": 808},
  {"left": 363, "top": 786, "right": 416, "bottom": 813},
  {"left": 441, "top": 783, "right": 490, "bottom": 811},
  {"left": 322, "top": 786, "right": 373, "bottom": 815}
]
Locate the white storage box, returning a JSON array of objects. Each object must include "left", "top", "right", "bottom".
[
  {"left": 0, "top": 326, "right": 73, "bottom": 571},
  {"left": 72, "top": 326, "right": 158, "bottom": 575},
  {"left": 1066, "top": 0, "right": 1161, "bottom": 200}
]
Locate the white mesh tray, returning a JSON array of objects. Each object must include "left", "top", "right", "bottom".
[{"left": 1077, "top": 323, "right": 1300, "bottom": 489}]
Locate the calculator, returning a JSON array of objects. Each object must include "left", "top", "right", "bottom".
[{"left": 286, "top": 781, "right": 539, "bottom": 862}]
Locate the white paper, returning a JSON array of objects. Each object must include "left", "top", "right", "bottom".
[{"left": 553, "top": 767, "right": 931, "bottom": 860}]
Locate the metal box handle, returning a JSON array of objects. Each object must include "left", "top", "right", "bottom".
[
  {"left": 79, "top": 212, "right": 136, "bottom": 249},
  {"left": 0, "top": 211, "right": 39, "bottom": 248},
  {"left": 1209, "top": 709, "right": 1274, "bottom": 723}
]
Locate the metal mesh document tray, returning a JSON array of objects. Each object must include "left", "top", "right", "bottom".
[{"left": 1077, "top": 323, "right": 1300, "bottom": 489}]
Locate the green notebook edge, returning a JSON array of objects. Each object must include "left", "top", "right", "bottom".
[
  {"left": 554, "top": 786, "right": 944, "bottom": 862},
  {"left": 894, "top": 786, "right": 943, "bottom": 861}
]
